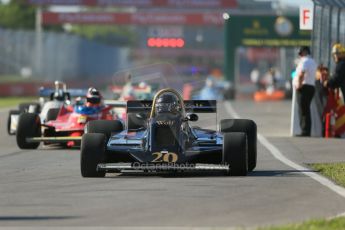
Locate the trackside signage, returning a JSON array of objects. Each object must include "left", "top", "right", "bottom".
[
  {"left": 42, "top": 12, "right": 224, "bottom": 25},
  {"left": 27, "top": 0, "right": 237, "bottom": 8},
  {"left": 300, "top": 5, "right": 314, "bottom": 30}
]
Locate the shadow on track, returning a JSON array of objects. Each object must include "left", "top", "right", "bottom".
[
  {"left": 0, "top": 216, "right": 79, "bottom": 221},
  {"left": 248, "top": 169, "right": 314, "bottom": 177}
]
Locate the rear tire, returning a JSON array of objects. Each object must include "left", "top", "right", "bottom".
[
  {"left": 85, "top": 120, "right": 123, "bottom": 139},
  {"left": 18, "top": 103, "right": 40, "bottom": 114},
  {"left": 46, "top": 108, "right": 60, "bottom": 121},
  {"left": 18, "top": 103, "right": 31, "bottom": 113},
  {"left": 80, "top": 133, "right": 106, "bottom": 177},
  {"left": 221, "top": 119, "right": 257, "bottom": 171},
  {"left": 127, "top": 113, "right": 146, "bottom": 130},
  {"left": 16, "top": 113, "right": 41, "bottom": 149},
  {"left": 223, "top": 132, "right": 248, "bottom": 176},
  {"left": 7, "top": 110, "right": 20, "bottom": 135}
]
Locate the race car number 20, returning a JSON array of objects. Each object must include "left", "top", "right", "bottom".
[{"left": 152, "top": 152, "right": 178, "bottom": 163}]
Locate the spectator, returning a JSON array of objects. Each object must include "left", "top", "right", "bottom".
[
  {"left": 250, "top": 68, "right": 263, "bottom": 91},
  {"left": 314, "top": 65, "right": 329, "bottom": 136},
  {"left": 315, "top": 65, "right": 329, "bottom": 112},
  {"left": 323, "top": 43, "right": 345, "bottom": 99},
  {"left": 293, "top": 46, "right": 317, "bottom": 137}
]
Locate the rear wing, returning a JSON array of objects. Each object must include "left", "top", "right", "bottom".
[
  {"left": 104, "top": 100, "right": 127, "bottom": 108},
  {"left": 39, "top": 88, "right": 88, "bottom": 98},
  {"left": 126, "top": 100, "right": 217, "bottom": 113}
]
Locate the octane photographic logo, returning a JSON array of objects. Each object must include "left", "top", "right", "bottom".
[
  {"left": 132, "top": 162, "right": 229, "bottom": 171},
  {"left": 132, "top": 162, "right": 196, "bottom": 170}
]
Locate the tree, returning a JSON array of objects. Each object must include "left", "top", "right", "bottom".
[
  {"left": 0, "top": 0, "right": 36, "bottom": 29},
  {"left": 69, "top": 24, "right": 137, "bottom": 46}
]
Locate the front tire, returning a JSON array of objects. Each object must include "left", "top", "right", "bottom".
[
  {"left": 80, "top": 133, "right": 106, "bottom": 177},
  {"left": 85, "top": 120, "right": 123, "bottom": 139},
  {"left": 19, "top": 103, "right": 40, "bottom": 114},
  {"left": 221, "top": 119, "right": 257, "bottom": 171},
  {"left": 223, "top": 132, "right": 248, "bottom": 176},
  {"left": 127, "top": 113, "right": 146, "bottom": 130},
  {"left": 16, "top": 113, "right": 41, "bottom": 149}
]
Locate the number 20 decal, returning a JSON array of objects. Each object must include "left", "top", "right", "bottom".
[{"left": 152, "top": 152, "right": 178, "bottom": 163}]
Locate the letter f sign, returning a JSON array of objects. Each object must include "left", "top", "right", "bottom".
[
  {"left": 300, "top": 5, "right": 313, "bottom": 30},
  {"left": 303, "top": 10, "right": 310, "bottom": 25}
]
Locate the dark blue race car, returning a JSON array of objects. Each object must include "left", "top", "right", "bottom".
[{"left": 80, "top": 88, "right": 257, "bottom": 177}]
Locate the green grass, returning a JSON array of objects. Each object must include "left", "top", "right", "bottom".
[
  {"left": 0, "top": 97, "right": 36, "bottom": 108},
  {"left": 0, "top": 75, "right": 31, "bottom": 83},
  {"left": 258, "top": 162, "right": 345, "bottom": 230},
  {"left": 258, "top": 216, "right": 345, "bottom": 230},
  {"left": 310, "top": 162, "right": 345, "bottom": 187}
]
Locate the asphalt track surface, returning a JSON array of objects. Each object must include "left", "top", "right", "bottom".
[{"left": 1, "top": 101, "right": 345, "bottom": 229}]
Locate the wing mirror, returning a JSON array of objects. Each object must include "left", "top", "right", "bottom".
[
  {"left": 136, "top": 112, "right": 147, "bottom": 120},
  {"left": 185, "top": 113, "right": 198, "bottom": 122}
]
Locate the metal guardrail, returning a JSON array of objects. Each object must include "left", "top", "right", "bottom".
[{"left": 312, "top": 3, "right": 345, "bottom": 69}]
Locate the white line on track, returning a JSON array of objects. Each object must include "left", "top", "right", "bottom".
[{"left": 224, "top": 101, "right": 345, "bottom": 199}]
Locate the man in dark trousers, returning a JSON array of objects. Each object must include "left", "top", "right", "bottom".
[
  {"left": 324, "top": 43, "right": 345, "bottom": 99},
  {"left": 294, "top": 46, "right": 317, "bottom": 137}
]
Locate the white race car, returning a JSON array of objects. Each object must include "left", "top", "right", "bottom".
[{"left": 7, "top": 81, "right": 87, "bottom": 135}]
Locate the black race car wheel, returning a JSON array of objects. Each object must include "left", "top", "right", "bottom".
[
  {"left": 7, "top": 110, "right": 20, "bottom": 135},
  {"left": 80, "top": 133, "right": 106, "bottom": 178},
  {"left": 16, "top": 113, "right": 41, "bottom": 149},
  {"left": 46, "top": 108, "right": 60, "bottom": 121},
  {"left": 85, "top": 120, "right": 123, "bottom": 140},
  {"left": 220, "top": 119, "right": 257, "bottom": 171},
  {"left": 223, "top": 132, "right": 248, "bottom": 176},
  {"left": 18, "top": 103, "right": 31, "bottom": 113},
  {"left": 127, "top": 113, "right": 146, "bottom": 130},
  {"left": 18, "top": 103, "right": 40, "bottom": 114}
]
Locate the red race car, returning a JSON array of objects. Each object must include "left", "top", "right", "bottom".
[{"left": 16, "top": 88, "right": 123, "bottom": 149}]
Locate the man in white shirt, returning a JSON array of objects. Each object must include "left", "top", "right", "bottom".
[{"left": 294, "top": 46, "right": 317, "bottom": 136}]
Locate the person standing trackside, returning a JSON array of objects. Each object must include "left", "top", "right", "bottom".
[
  {"left": 293, "top": 46, "right": 317, "bottom": 137},
  {"left": 323, "top": 43, "right": 345, "bottom": 99}
]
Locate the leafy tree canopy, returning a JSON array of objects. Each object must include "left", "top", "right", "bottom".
[
  {"left": 69, "top": 24, "right": 137, "bottom": 46},
  {"left": 0, "top": 0, "right": 36, "bottom": 29}
]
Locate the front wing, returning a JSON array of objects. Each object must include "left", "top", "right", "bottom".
[
  {"left": 97, "top": 162, "right": 229, "bottom": 173},
  {"left": 26, "top": 136, "right": 82, "bottom": 143}
]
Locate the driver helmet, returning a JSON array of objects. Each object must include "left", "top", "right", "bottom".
[
  {"left": 332, "top": 43, "right": 345, "bottom": 56},
  {"left": 53, "top": 89, "right": 65, "bottom": 101},
  {"left": 155, "top": 93, "right": 181, "bottom": 115},
  {"left": 86, "top": 87, "right": 102, "bottom": 106}
]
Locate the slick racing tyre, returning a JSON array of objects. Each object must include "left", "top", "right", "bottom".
[
  {"left": 16, "top": 113, "right": 41, "bottom": 149},
  {"left": 223, "top": 132, "right": 248, "bottom": 176},
  {"left": 46, "top": 108, "right": 60, "bottom": 121},
  {"left": 19, "top": 103, "right": 40, "bottom": 114},
  {"left": 220, "top": 119, "right": 257, "bottom": 171},
  {"left": 18, "top": 103, "right": 31, "bottom": 113},
  {"left": 85, "top": 120, "right": 123, "bottom": 140},
  {"left": 80, "top": 133, "right": 106, "bottom": 177},
  {"left": 7, "top": 110, "right": 20, "bottom": 135}
]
